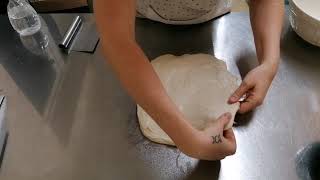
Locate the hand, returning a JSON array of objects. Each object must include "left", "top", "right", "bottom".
[
  {"left": 228, "top": 63, "right": 277, "bottom": 114},
  {"left": 177, "top": 113, "right": 237, "bottom": 160}
]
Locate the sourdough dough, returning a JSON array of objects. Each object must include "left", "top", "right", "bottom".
[{"left": 137, "top": 54, "right": 240, "bottom": 146}]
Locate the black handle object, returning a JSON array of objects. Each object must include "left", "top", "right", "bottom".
[{"left": 59, "top": 16, "right": 82, "bottom": 50}]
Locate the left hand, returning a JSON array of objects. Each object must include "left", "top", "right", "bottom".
[{"left": 228, "top": 63, "right": 278, "bottom": 114}]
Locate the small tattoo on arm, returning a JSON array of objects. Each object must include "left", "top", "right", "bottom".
[{"left": 211, "top": 135, "right": 222, "bottom": 144}]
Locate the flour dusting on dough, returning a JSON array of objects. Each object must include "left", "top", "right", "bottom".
[{"left": 137, "top": 54, "right": 240, "bottom": 146}]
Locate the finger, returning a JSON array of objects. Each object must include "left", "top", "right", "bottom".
[
  {"left": 216, "top": 112, "right": 232, "bottom": 129},
  {"left": 204, "top": 112, "right": 232, "bottom": 133},
  {"left": 228, "top": 81, "right": 253, "bottom": 104},
  {"left": 225, "top": 139, "right": 237, "bottom": 155},
  {"left": 238, "top": 96, "right": 262, "bottom": 114},
  {"left": 222, "top": 129, "right": 237, "bottom": 155},
  {"left": 223, "top": 128, "right": 235, "bottom": 141}
]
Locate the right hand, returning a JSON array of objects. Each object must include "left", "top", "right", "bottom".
[{"left": 177, "top": 113, "right": 237, "bottom": 160}]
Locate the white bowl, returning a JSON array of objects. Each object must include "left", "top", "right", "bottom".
[{"left": 289, "top": 0, "right": 320, "bottom": 47}]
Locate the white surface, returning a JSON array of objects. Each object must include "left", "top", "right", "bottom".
[
  {"left": 293, "top": 0, "right": 320, "bottom": 20},
  {"left": 137, "top": 54, "right": 240, "bottom": 146},
  {"left": 290, "top": 0, "right": 320, "bottom": 47}
]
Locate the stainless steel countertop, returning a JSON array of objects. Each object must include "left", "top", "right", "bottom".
[
  {"left": 0, "top": 95, "right": 7, "bottom": 167},
  {"left": 0, "top": 12, "right": 319, "bottom": 180}
]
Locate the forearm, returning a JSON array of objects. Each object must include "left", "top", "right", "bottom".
[
  {"left": 103, "top": 39, "right": 196, "bottom": 145},
  {"left": 249, "top": 0, "right": 284, "bottom": 68},
  {"left": 94, "top": 0, "right": 195, "bottom": 148},
  {"left": 93, "top": 0, "right": 238, "bottom": 160}
]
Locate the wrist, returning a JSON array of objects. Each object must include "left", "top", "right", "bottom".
[
  {"left": 174, "top": 125, "right": 201, "bottom": 157},
  {"left": 167, "top": 115, "right": 198, "bottom": 146},
  {"left": 260, "top": 56, "right": 279, "bottom": 66},
  {"left": 260, "top": 58, "right": 279, "bottom": 78}
]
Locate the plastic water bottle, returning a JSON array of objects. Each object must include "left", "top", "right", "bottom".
[{"left": 7, "top": 0, "right": 41, "bottom": 36}]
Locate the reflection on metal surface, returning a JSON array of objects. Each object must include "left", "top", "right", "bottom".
[
  {"left": 0, "top": 96, "right": 7, "bottom": 165},
  {"left": 134, "top": 11, "right": 320, "bottom": 180},
  {"left": 295, "top": 142, "right": 320, "bottom": 180},
  {"left": 19, "top": 30, "right": 49, "bottom": 56},
  {"left": 308, "top": 92, "right": 320, "bottom": 114},
  {"left": 59, "top": 16, "right": 82, "bottom": 50},
  {"left": 71, "top": 20, "right": 100, "bottom": 53},
  {"left": 0, "top": 15, "right": 66, "bottom": 115},
  {"left": 213, "top": 17, "right": 226, "bottom": 59}
]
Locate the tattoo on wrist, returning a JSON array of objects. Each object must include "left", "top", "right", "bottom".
[{"left": 211, "top": 134, "right": 222, "bottom": 144}]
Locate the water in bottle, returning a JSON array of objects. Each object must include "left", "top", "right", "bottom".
[{"left": 7, "top": 0, "right": 41, "bottom": 36}]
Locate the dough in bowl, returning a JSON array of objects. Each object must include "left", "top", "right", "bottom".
[{"left": 137, "top": 54, "right": 240, "bottom": 146}]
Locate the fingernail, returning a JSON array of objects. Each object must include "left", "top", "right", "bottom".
[{"left": 229, "top": 96, "right": 237, "bottom": 103}]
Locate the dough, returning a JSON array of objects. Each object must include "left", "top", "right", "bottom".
[{"left": 137, "top": 54, "right": 240, "bottom": 146}]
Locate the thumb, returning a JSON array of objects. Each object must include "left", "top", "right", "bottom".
[
  {"left": 228, "top": 81, "right": 252, "bottom": 104},
  {"left": 203, "top": 112, "right": 232, "bottom": 136},
  {"left": 216, "top": 112, "right": 232, "bottom": 129}
]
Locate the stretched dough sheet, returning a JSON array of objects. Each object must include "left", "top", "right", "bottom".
[{"left": 137, "top": 54, "right": 240, "bottom": 146}]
